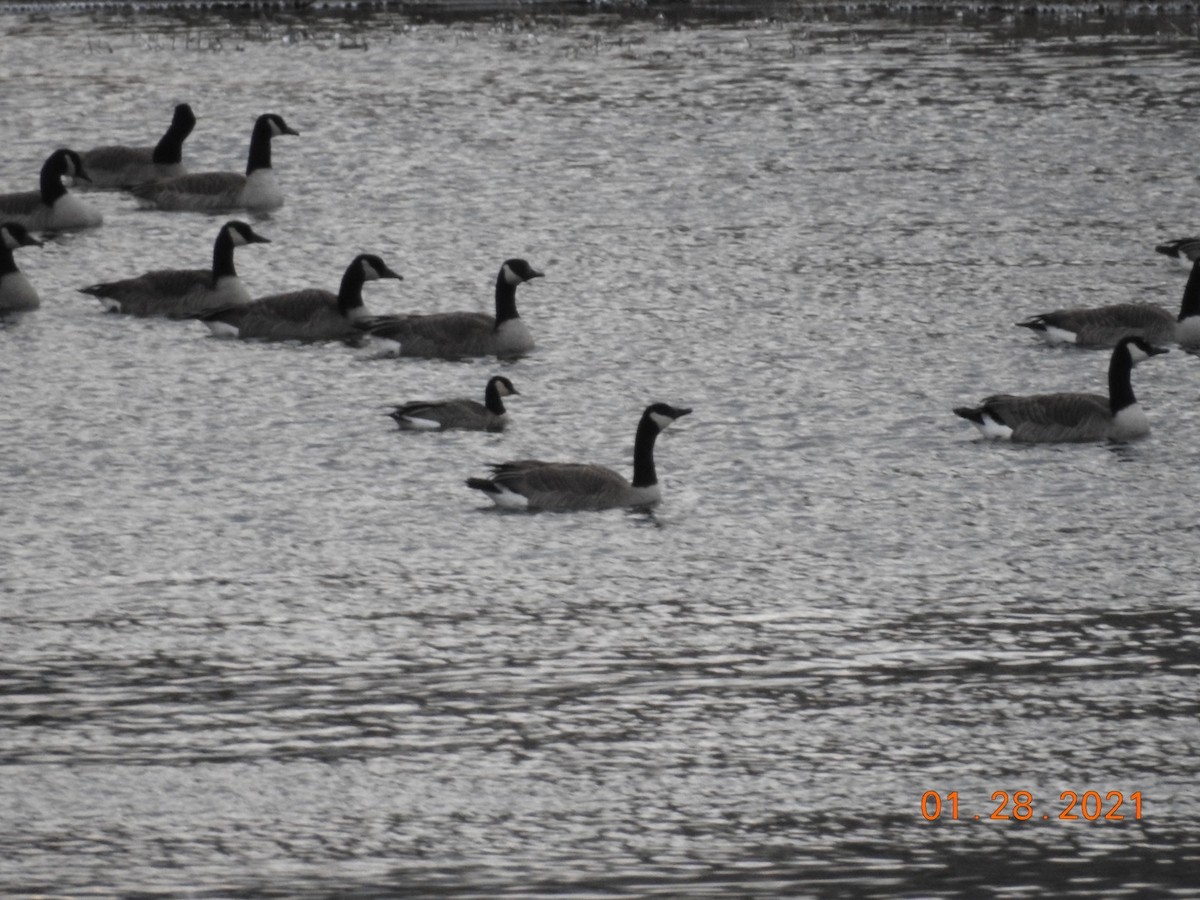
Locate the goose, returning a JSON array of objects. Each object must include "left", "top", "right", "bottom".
[
  {"left": 953, "top": 336, "right": 1167, "bottom": 443},
  {"left": 466, "top": 402, "right": 692, "bottom": 510},
  {"left": 128, "top": 113, "right": 298, "bottom": 213},
  {"left": 0, "top": 222, "right": 44, "bottom": 314},
  {"left": 1154, "top": 237, "right": 1200, "bottom": 268},
  {"left": 80, "top": 103, "right": 196, "bottom": 189},
  {"left": 388, "top": 375, "right": 519, "bottom": 432},
  {"left": 199, "top": 253, "right": 401, "bottom": 341},
  {"left": 358, "top": 258, "right": 543, "bottom": 358},
  {"left": 1016, "top": 258, "right": 1200, "bottom": 348},
  {"left": 0, "top": 149, "right": 102, "bottom": 231},
  {"left": 78, "top": 220, "right": 270, "bottom": 318}
]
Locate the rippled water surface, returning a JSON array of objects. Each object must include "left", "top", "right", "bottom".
[{"left": 3, "top": 3, "right": 1200, "bottom": 896}]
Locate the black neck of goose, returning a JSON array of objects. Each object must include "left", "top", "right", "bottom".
[
  {"left": 1178, "top": 260, "right": 1200, "bottom": 321},
  {"left": 153, "top": 117, "right": 191, "bottom": 165},
  {"left": 337, "top": 265, "right": 367, "bottom": 315},
  {"left": 245, "top": 120, "right": 274, "bottom": 176},
  {"left": 1109, "top": 346, "right": 1137, "bottom": 415},
  {"left": 0, "top": 245, "right": 17, "bottom": 277},
  {"left": 484, "top": 381, "right": 506, "bottom": 415},
  {"left": 631, "top": 413, "right": 663, "bottom": 489},
  {"left": 210, "top": 228, "right": 239, "bottom": 286},
  {"left": 40, "top": 159, "right": 69, "bottom": 205},
  {"left": 493, "top": 270, "right": 520, "bottom": 327}
]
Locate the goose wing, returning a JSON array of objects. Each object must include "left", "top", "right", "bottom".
[
  {"left": 362, "top": 311, "right": 495, "bottom": 357},
  {"left": 82, "top": 267, "right": 214, "bottom": 317},
  {"left": 1018, "top": 304, "right": 1175, "bottom": 346},
  {"left": 130, "top": 172, "right": 246, "bottom": 210},
  {"left": 0, "top": 190, "right": 43, "bottom": 219},
  {"left": 208, "top": 289, "right": 352, "bottom": 340},
  {"left": 489, "top": 460, "right": 631, "bottom": 510},
  {"left": 391, "top": 398, "right": 490, "bottom": 430},
  {"left": 982, "top": 392, "right": 1112, "bottom": 442}
]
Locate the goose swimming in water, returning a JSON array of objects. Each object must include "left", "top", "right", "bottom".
[
  {"left": 467, "top": 402, "right": 692, "bottom": 510},
  {"left": 0, "top": 222, "right": 44, "bottom": 315},
  {"left": 1154, "top": 237, "right": 1200, "bottom": 269},
  {"left": 1015, "top": 257, "right": 1200, "bottom": 348},
  {"left": 81, "top": 103, "right": 196, "bottom": 189},
  {"left": 954, "top": 336, "right": 1168, "bottom": 443},
  {"left": 388, "top": 375, "right": 519, "bottom": 432},
  {"left": 358, "top": 258, "right": 543, "bottom": 358},
  {"left": 199, "top": 253, "right": 401, "bottom": 341},
  {"left": 0, "top": 149, "right": 102, "bottom": 231},
  {"left": 128, "top": 113, "right": 297, "bottom": 213},
  {"left": 79, "top": 220, "right": 270, "bottom": 318}
]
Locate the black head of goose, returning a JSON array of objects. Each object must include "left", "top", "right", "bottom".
[
  {"left": 128, "top": 112, "right": 298, "bottom": 213},
  {"left": 0, "top": 149, "right": 102, "bottom": 232},
  {"left": 954, "top": 336, "right": 1168, "bottom": 443},
  {"left": 81, "top": 102, "right": 197, "bottom": 189},
  {"left": 466, "top": 402, "right": 692, "bottom": 510},
  {"left": 389, "top": 375, "right": 519, "bottom": 432},
  {"left": 200, "top": 253, "right": 402, "bottom": 341},
  {"left": 80, "top": 220, "right": 270, "bottom": 318},
  {"left": 1155, "top": 236, "right": 1200, "bottom": 268},
  {"left": 359, "top": 258, "right": 544, "bottom": 358},
  {"left": 0, "top": 222, "right": 45, "bottom": 314}
]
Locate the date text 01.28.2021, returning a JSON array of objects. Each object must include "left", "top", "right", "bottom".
[{"left": 921, "top": 790, "right": 1143, "bottom": 822}]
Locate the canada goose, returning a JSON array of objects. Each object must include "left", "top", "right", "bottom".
[
  {"left": 389, "top": 375, "right": 519, "bottom": 432},
  {"left": 953, "top": 336, "right": 1168, "bottom": 443},
  {"left": 467, "top": 402, "right": 692, "bottom": 510},
  {"left": 0, "top": 149, "right": 102, "bottom": 231},
  {"left": 1155, "top": 237, "right": 1200, "bottom": 268},
  {"left": 79, "top": 220, "right": 270, "bottom": 318},
  {"left": 0, "top": 222, "right": 44, "bottom": 314},
  {"left": 80, "top": 103, "right": 196, "bottom": 189},
  {"left": 1017, "top": 258, "right": 1200, "bottom": 349},
  {"left": 128, "top": 113, "right": 298, "bottom": 212},
  {"left": 358, "top": 258, "right": 543, "bottom": 358},
  {"left": 199, "top": 253, "right": 401, "bottom": 341}
]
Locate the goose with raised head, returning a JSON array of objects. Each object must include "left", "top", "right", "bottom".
[
  {"left": 79, "top": 220, "right": 270, "bottom": 318},
  {"left": 81, "top": 103, "right": 197, "bottom": 189},
  {"left": 128, "top": 113, "right": 298, "bottom": 213},
  {"left": 389, "top": 376, "right": 519, "bottom": 432},
  {"left": 0, "top": 222, "right": 44, "bottom": 315},
  {"left": 358, "top": 258, "right": 543, "bottom": 358},
  {"left": 0, "top": 149, "right": 102, "bottom": 231},
  {"left": 954, "top": 336, "right": 1168, "bottom": 443},
  {"left": 199, "top": 253, "right": 401, "bottom": 341},
  {"left": 467, "top": 402, "right": 692, "bottom": 510},
  {"left": 1155, "top": 236, "right": 1200, "bottom": 268},
  {"left": 1016, "top": 258, "right": 1200, "bottom": 348}
]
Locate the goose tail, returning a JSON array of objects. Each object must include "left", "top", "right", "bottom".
[
  {"left": 953, "top": 406, "right": 986, "bottom": 424},
  {"left": 466, "top": 477, "right": 499, "bottom": 494}
]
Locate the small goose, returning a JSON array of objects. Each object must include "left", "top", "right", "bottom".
[
  {"left": 79, "top": 220, "right": 270, "bottom": 318},
  {"left": 466, "top": 402, "right": 692, "bottom": 510},
  {"left": 0, "top": 149, "right": 102, "bottom": 231},
  {"left": 389, "top": 375, "right": 519, "bottom": 432},
  {"left": 0, "top": 222, "right": 44, "bottom": 314},
  {"left": 1016, "top": 258, "right": 1200, "bottom": 348},
  {"left": 358, "top": 258, "right": 543, "bottom": 358},
  {"left": 1155, "top": 237, "right": 1200, "bottom": 268},
  {"left": 200, "top": 253, "right": 401, "bottom": 341},
  {"left": 954, "top": 336, "right": 1168, "bottom": 443},
  {"left": 81, "top": 103, "right": 197, "bottom": 189},
  {"left": 128, "top": 113, "right": 298, "bottom": 213}
]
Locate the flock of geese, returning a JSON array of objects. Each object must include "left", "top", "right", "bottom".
[{"left": 0, "top": 104, "right": 692, "bottom": 512}]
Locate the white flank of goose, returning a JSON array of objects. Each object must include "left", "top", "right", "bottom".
[
  {"left": 388, "top": 375, "right": 519, "bottom": 432},
  {"left": 199, "top": 253, "right": 402, "bottom": 341},
  {"left": 1155, "top": 236, "right": 1200, "bottom": 269},
  {"left": 128, "top": 113, "right": 297, "bottom": 213},
  {"left": 0, "top": 149, "right": 102, "bottom": 231},
  {"left": 81, "top": 103, "right": 196, "bottom": 189},
  {"left": 79, "top": 220, "right": 270, "bottom": 318},
  {"left": 466, "top": 402, "right": 692, "bottom": 511},
  {"left": 358, "top": 258, "right": 543, "bottom": 358},
  {"left": 1016, "top": 257, "right": 1200, "bottom": 348},
  {"left": 954, "top": 336, "right": 1168, "bottom": 443},
  {"left": 0, "top": 222, "right": 45, "bottom": 314}
]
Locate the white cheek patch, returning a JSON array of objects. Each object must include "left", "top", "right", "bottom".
[
  {"left": 1, "top": 228, "right": 16, "bottom": 250},
  {"left": 229, "top": 229, "right": 249, "bottom": 247},
  {"left": 502, "top": 263, "right": 520, "bottom": 286},
  {"left": 650, "top": 411, "right": 675, "bottom": 430}
]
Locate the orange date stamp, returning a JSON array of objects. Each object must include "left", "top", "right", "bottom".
[{"left": 921, "top": 790, "right": 1143, "bottom": 822}]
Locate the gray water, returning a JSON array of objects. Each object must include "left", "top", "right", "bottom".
[{"left": 2, "top": 3, "right": 1200, "bottom": 896}]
